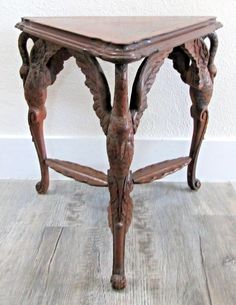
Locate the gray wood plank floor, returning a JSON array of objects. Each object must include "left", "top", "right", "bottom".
[{"left": 0, "top": 181, "right": 235, "bottom": 305}]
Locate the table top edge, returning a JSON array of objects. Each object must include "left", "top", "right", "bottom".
[{"left": 15, "top": 16, "right": 222, "bottom": 63}]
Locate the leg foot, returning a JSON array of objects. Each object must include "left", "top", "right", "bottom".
[
  {"left": 36, "top": 179, "right": 49, "bottom": 194},
  {"left": 110, "top": 274, "right": 126, "bottom": 290},
  {"left": 108, "top": 174, "right": 133, "bottom": 290},
  {"left": 188, "top": 176, "right": 201, "bottom": 191}
]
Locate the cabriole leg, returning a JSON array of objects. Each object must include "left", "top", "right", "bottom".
[
  {"left": 187, "top": 34, "right": 218, "bottom": 190},
  {"left": 18, "top": 34, "right": 49, "bottom": 193},
  {"left": 27, "top": 103, "right": 49, "bottom": 194},
  {"left": 187, "top": 87, "right": 212, "bottom": 190},
  {"left": 170, "top": 33, "right": 218, "bottom": 190},
  {"left": 18, "top": 34, "right": 64, "bottom": 193}
]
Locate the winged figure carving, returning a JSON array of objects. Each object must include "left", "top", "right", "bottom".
[
  {"left": 72, "top": 51, "right": 112, "bottom": 135},
  {"left": 130, "top": 49, "right": 172, "bottom": 133}
]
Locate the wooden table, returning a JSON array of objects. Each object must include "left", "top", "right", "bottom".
[{"left": 16, "top": 16, "right": 222, "bottom": 290}]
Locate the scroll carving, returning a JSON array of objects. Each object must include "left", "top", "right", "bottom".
[
  {"left": 170, "top": 33, "right": 218, "bottom": 189},
  {"left": 72, "top": 51, "right": 112, "bottom": 135},
  {"left": 130, "top": 49, "right": 172, "bottom": 133}
]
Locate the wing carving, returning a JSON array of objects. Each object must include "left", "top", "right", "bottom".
[
  {"left": 130, "top": 49, "right": 172, "bottom": 133},
  {"left": 72, "top": 51, "right": 112, "bottom": 135},
  {"left": 170, "top": 34, "right": 218, "bottom": 90}
]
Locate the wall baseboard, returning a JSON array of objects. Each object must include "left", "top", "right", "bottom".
[{"left": 0, "top": 137, "right": 235, "bottom": 181}]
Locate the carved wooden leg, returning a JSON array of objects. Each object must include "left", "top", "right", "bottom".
[
  {"left": 107, "top": 64, "right": 134, "bottom": 289},
  {"left": 27, "top": 105, "right": 49, "bottom": 194},
  {"left": 18, "top": 34, "right": 64, "bottom": 193},
  {"left": 187, "top": 87, "right": 212, "bottom": 190},
  {"left": 187, "top": 34, "right": 218, "bottom": 190},
  {"left": 72, "top": 52, "right": 132, "bottom": 288},
  {"left": 18, "top": 34, "right": 48, "bottom": 193},
  {"left": 170, "top": 33, "right": 218, "bottom": 190}
]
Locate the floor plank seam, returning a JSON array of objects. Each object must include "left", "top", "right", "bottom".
[
  {"left": 199, "top": 234, "right": 213, "bottom": 305},
  {"left": 0, "top": 182, "right": 235, "bottom": 304},
  {"left": 44, "top": 227, "right": 64, "bottom": 292}
]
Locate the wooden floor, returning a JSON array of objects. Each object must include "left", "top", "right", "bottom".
[{"left": 0, "top": 181, "right": 235, "bottom": 305}]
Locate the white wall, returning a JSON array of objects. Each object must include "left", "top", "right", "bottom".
[{"left": 0, "top": 0, "right": 235, "bottom": 180}]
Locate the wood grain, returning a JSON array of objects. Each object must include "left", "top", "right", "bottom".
[
  {"left": 16, "top": 17, "right": 222, "bottom": 63},
  {"left": 16, "top": 17, "right": 223, "bottom": 291},
  {"left": 132, "top": 156, "right": 191, "bottom": 184},
  {"left": 46, "top": 159, "right": 108, "bottom": 187},
  {"left": 106, "top": 63, "right": 134, "bottom": 289},
  {"left": 0, "top": 181, "right": 235, "bottom": 304},
  {"left": 16, "top": 16, "right": 219, "bottom": 45},
  {"left": 170, "top": 34, "right": 218, "bottom": 190}
]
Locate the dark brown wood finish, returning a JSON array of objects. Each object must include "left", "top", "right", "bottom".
[
  {"left": 133, "top": 157, "right": 192, "bottom": 184},
  {"left": 170, "top": 33, "right": 218, "bottom": 189},
  {"left": 106, "top": 63, "right": 134, "bottom": 289},
  {"left": 17, "top": 16, "right": 222, "bottom": 290},
  {"left": 46, "top": 159, "right": 108, "bottom": 187},
  {"left": 16, "top": 16, "right": 222, "bottom": 63}
]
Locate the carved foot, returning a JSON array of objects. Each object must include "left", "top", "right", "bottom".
[
  {"left": 35, "top": 179, "right": 49, "bottom": 194},
  {"left": 110, "top": 274, "right": 126, "bottom": 290},
  {"left": 187, "top": 175, "right": 201, "bottom": 190}
]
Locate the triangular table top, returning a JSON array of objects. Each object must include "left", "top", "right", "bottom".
[{"left": 16, "top": 16, "right": 222, "bottom": 62}]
